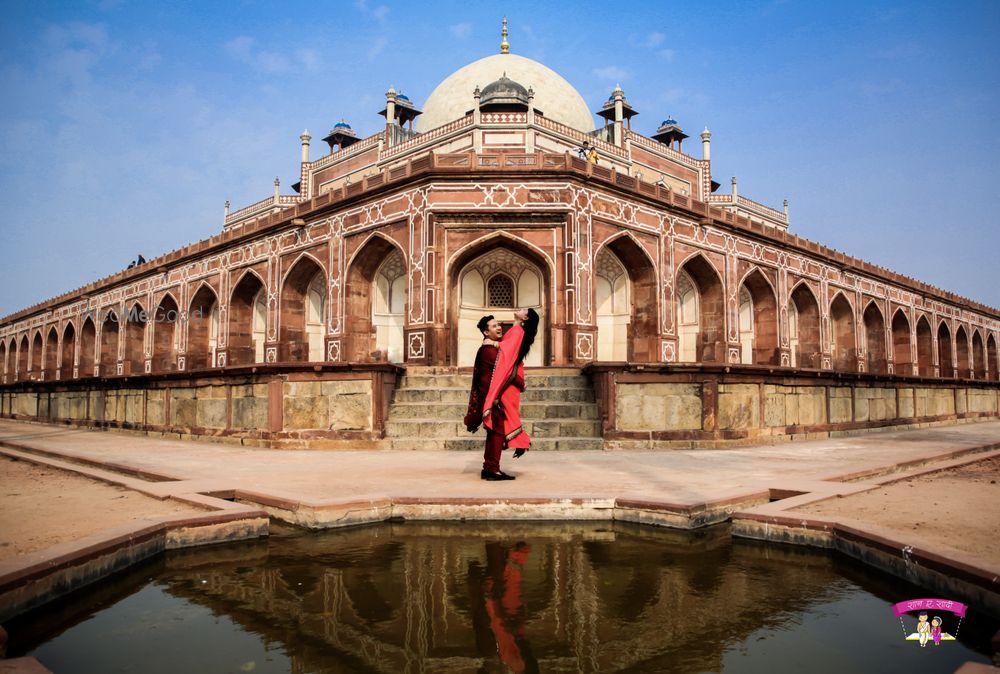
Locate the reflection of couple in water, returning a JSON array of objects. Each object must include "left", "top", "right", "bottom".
[{"left": 468, "top": 541, "right": 539, "bottom": 674}]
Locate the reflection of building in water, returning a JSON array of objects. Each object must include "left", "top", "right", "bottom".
[{"left": 159, "top": 523, "right": 852, "bottom": 673}]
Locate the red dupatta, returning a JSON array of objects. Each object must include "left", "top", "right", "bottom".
[{"left": 482, "top": 324, "right": 531, "bottom": 450}]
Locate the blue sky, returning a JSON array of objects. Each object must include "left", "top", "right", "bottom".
[{"left": 1, "top": 0, "right": 998, "bottom": 318}]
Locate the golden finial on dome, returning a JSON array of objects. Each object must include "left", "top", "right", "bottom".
[{"left": 500, "top": 16, "right": 509, "bottom": 54}]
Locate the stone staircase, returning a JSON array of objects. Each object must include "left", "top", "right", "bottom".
[{"left": 381, "top": 367, "right": 604, "bottom": 450}]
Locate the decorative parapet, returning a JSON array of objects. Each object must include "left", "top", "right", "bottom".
[
  {"left": 625, "top": 130, "right": 702, "bottom": 170},
  {"left": 308, "top": 133, "right": 382, "bottom": 172},
  {"left": 379, "top": 114, "right": 474, "bottom": 160},
  {"left": 535, "top": 115, "right": 627, "bottom": 159},
  {"left": 707, "top": 193, "right": 788, "bottom": 227},
  {"left": 481, "top": 111, "right": 527, "bottom": 124},
  {"left": 224, "top": 194, "right": 302, "bottom": 229}
]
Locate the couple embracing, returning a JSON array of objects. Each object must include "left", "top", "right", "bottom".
[{"left": 463, "top": 308, "right": 540, "bottom": 481}]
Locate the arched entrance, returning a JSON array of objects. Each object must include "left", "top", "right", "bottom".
[
  {"left": 863, "top": 302, "right": 886, "bottom": 374},
  {"left": 345, "top": 235, "right": 406, "bottom": 363},
  {"left": 61, "top": 322, "right": 76, "bottom": 379},
  {"left": 80, "top": 318, "right": 96, "bottom": 376},
  {"left": 830, "top": 293, "right": 856, "bottom": 371},
  {"left": 279, "top": 255, "right": 326, "bottom": 362},
  {"left": 788, "top": 283, "right": 821, "bottom": 369},
  {"left": 916, "top": 315, "right": 933, "bottom": 376},
  {"left": 676, "top": 255, "right": 724, "bottom": 363},
  {"left": 44, "top": 326, "right": 58, "bottom": 380},
  {"left": 188, "top": 284, "right": 220, "bottom": 369},
  {"left": 938, "top": 322, "right": 954, "bottom": 378},
  {"left": 228, "top": 271, "right": 267, "bottom": 366},
  {"left": 596, "top": 247, "right": 629, "bottom": 361},
  {"left": 125, "top": 302, "right": 147, "bottom": 374},
  {"left": 153, "top": 295, "right": 178, "bottom": 371},
  {"left": 891, "top": 309, "right": 911, "bottom": 375},
  {"left": 453, "top": 245, "right": 546, "bottom": 367},
  {"left": 738, "top": 269, "right": 778, "bottom": 365},
  {"left": 955, "top": 326, "right": 970, "bottom": 379},
  {"left": 972, "top": 330, "right": 985, "bottom": 379}
]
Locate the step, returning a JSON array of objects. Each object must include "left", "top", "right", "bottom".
[
  {"left": 388, "top": 401, "right": 600, "bottom": 420},
  {"left": 384, "top": 418, "right": 602, "bottom": 438},
  {"left": 398, "top": 374, "right": 592, "bottom": 389},
  {"left": 392, "top": 387, "right": 596, "bottom": 404},
  {"left": 382, "top": 436, "right": 605, "bottom": 451}
]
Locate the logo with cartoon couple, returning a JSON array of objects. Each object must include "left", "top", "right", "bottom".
[{"left": 893, "top": 598, "right": 966, "bottom": 647}]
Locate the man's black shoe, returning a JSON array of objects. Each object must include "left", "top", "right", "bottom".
[{"left": 481, "top": 470, "right": 516, "bottom": 481}]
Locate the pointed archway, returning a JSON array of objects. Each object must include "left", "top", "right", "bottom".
[
  {"left": 152, "top": 295, "right": 179, "bottom": 371},
  {"left": 99, "top": 309, "right": 119, "bottom": 375},
  {"left": 676, "top": 255, "right": 724, "bottom": 363},
  {"left": 891, "top": 309, "right": 911, "bottom": 375},
  {"left": 279, "top": 255, "right": 326, "bottom": 362},
  {"left": 125, "top": 302, "right": 147, "bottom": 374},
  {"left": 738, "top": 269, "right": 778, "bottom": 365},
  {"left": 937, "top": 322, "right": 954, "bottom": 378},
  {"left": 971, "top": 329, "right": 985, "bottom": 379},
  {"left": 345, "top": 236, "right": 406, "bottom": 363},
  {"left": 955, "top": 325, "right": 970, "bottom": 379},
  {"left": 863, "top": 302, "right": 886, "bottom": 374},
  {"left": 988, "top": 334, "right": 999, "bottom": 381},
  {"left": 188, "top": 284, "right": 220, "bottom": 369},
  {"left": 449, "top": 236, "right": 550, "bottom": 367},
  {"left": 915, "top": 315, "right": 933, "bottom": 376},
  {"left": 788, "top": 283, "right": 821, "bottom": 368},
  {"left": 61, "top": 322, "right": 76, "bottom": 379},
  {"left": 228, "top": 271, "right": 267, "bottom": 366},
  {"left": 830, "top": 293, "right": 856, "bottom": 371}
]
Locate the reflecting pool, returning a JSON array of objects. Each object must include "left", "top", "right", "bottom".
[{"left": 6, "top": 522, "right": 998, "bottom": 673}]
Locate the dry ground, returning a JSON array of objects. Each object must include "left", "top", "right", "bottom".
[
  {"left": 0, "top": 455, "right": 204, "bottom": 561},
  {"left": 796, "top": 456, "right": 1000, "bottom": 563}
]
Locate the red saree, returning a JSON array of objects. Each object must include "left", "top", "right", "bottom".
[{"left": 482, "top": 324, "right": 531, "bottom": 450}]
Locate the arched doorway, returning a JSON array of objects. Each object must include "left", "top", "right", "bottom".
[
  {"left": 788, "top": 283, "right": 821, "bottom": 368},
  {"left": 938, "top": 322, "right": 954, "bottom": 378},
  {"left": 188, "top": 284, "right": 220, "bottom": 369},
  {"left": 863, "top": 302, "right": 886, "bottom": 374},
  {"left": 830, "top": 293, "right": 855, "bottom": 371},
  {"left": 955, "top": 326, "right": 970, "bottom": 379},
  {"left": 44, "top": 326, "right": 58, "bottom": 380},
  {"left": 17, "top": 335, "right": 28, "bottom": 381},
  {"left": 971, "top": 330, "right": 985, "bottom": 379},
  {"left": 229, "top": 271, "right": 267, "bottom": 366},
  {"left": 916, "top": 315, "right": 933, "bottom": 376},
  {"left": 738, "top": 269, "right": 778, "bottom": 365},
  {"left": 30, "top": 331, "right": 42, "bottom": 380},
  {"left": 153, "top": 295, "right": 179, "bottom": 371},
  {"left": 61, "top": 323, "right": 76, "bottom": 379},
  {"left": 344, "top": 236, "right": 406, "bottom": 363},
  {"left": 988, "top": 334, "right": 999, "bottom": 381},
  {"left": 891, "top": 310, "right": 911, "bottom": 375},
  {"left": 596, "top": 247, "right": 629, "bottom": 361},
  {"left": 454, "top": 245, "right": 546, "bottom": 367},
  {"left": 99, "top": 309, "right": 119, "bottom": 374},
  {"left": 676, "top": 255, "right": 724, "bottom": 363},
  {"left": 0, "top": 339, "right": 6, "bottom": 383},
  {"left": 125, "top": 302, "right": 147, "bottom": 374},
  {"left": 373, "top": 250, "right": 406, "bottom": 363},
  {"left": 279, "top": 256, "right": 325, "bottom": 362},
  {"left": 80, "top": 318, "right": 96, "bottom": 377}
]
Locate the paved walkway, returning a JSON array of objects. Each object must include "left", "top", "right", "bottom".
[{"left": 1, "top": 418, "right": 999, "bottom": 507}]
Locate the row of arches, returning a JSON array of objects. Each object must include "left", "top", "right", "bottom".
[{"left": 667, "top": 254, "right": 999, "bottom": 378}]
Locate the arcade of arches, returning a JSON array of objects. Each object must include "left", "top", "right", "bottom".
[{"left": 1, "top": 244, "right": 999, "bottom": 383}]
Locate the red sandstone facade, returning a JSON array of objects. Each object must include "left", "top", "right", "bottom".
[{"left": 1, "top": 44, "right": 998, "bottom": 446}]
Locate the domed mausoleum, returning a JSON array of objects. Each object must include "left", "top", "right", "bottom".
[{"left": 1, "top": 19, "right": 998, "bottom": 449}]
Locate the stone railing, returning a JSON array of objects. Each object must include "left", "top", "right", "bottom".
[
  {"left": 380, "top": 114, "right": 474, "bottom": 160},
  {"left": 535, "top": 115, "right": 627, "bottom": 159},
  {"left": 308, "top": 133, "right": 381, "bottom": 172},
  {"left": 481, "top": 111, "right": 527, "bottom": 124},
  {"left": 224, "top": 194, "right": 302, "bottom": 228},
  {"left": 624, "top": 130, "right": 702, "bottom": 170},
  {"left": 708, "top": 194, "right": 787, "bottom": 225}
]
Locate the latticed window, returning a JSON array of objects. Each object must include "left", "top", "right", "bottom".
[{"left": 487, "top": 274, "right": 515, "bottom": 307}]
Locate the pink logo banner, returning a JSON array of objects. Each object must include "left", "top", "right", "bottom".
[{"left": 892, "top": 598, "right": 967, "bottom": 617}]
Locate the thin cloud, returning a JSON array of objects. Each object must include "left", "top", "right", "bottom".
[
  {"left": 593, "top": 66, "right": 628, "bottom": 81},
  {"left": 450, "top": 22, "right": 472, "bottom": 39},
  {"left": 225, "top": 36, "right": 317, "bottom": 74},
  {"left": 368, "top": 36, "right": 388, "bottom": 61},
  {"left": 645, "top": 32, "right": 665, "bottom": 47},
  {"left": 659, "top": 48, "right": 675, "bottom": 62}
]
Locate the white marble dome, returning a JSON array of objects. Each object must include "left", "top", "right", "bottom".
[{"left": 417, "top": 53, "right": 595, "bottom": 133}]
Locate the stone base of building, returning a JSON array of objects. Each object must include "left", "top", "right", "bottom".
[
  {"left": 588, "top": 363, "right": 1000, "bottom": 449},
  {"left": 3, "top": 363, "right": 999, "bottom": 449},
  {"left": 0, "top": 364, "right": 401, "bottom": 449}
]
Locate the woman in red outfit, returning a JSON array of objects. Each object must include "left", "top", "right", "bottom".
[{"left": 481, "top": 308, "right": 539, "bottom": 479}]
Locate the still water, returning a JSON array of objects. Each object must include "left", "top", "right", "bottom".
[{"left": 7, "top": 522, "right": 998, "bottom": 673}]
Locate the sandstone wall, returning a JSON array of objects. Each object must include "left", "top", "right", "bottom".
[
  {"left": 0, "top": 367, "right": 393, "bottom": 448},
  {"left": 594, "top": 365, "right": 1000, "bottom": 449}
]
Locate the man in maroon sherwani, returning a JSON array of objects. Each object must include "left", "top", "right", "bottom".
[{"left": 464, "top": 314, "right": 517, "bottom": 480}]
